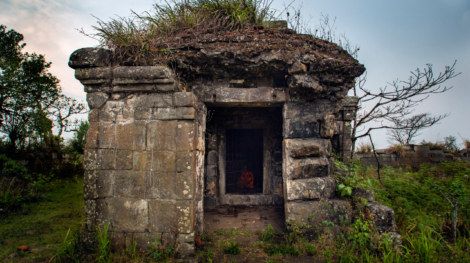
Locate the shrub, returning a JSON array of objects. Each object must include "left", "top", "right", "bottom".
[
  {"left": 223, "top": 240, "right": 241, "bottom": 255},
  {"left": 356, "top": 141, "right": 372, "bottom": 153}
]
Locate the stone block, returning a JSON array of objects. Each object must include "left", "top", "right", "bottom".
[
  {"left": 85, "top": 199, "right": 97, "bottom": 231},
  {"left": 343, "top": 110, "right": 355, "bottom": 121},
  {"left": 147, "top": 121, "right": 177, "bottom": 151},
  {"left": 288, "top": 74, "right": 322, "bottom": 92},
  {"left": 288, "top": 62, "right": 307, "bottom": 74},
  {"left": 290, "top": 145, "right": 322, "bottom": 158},
  {"left": 149, "top": 199, "right": 177, "bottom": 232},
  {"left": 285, "top": 177, "right": 336, "bottom": 201},
  {"left": 320, "top": 114, "right": 335, "bottom": 138},
  {"left": 134, "top": 233, "right": 152, "bottom": 251},
  {"left": 116, "top": 123, "right": 146, "bottom": 150},
  {"left": 178, "top": 232, "right": 195, "bottom": 243},
  {"left": 158, "top": 172, "right": 178, "bottom": 199},
  {"left": 206, "top": 164, "right": 217, "bottom": 177},
  {"left": 176, "top": 171, "right": 194, "bottom": 200},
  {"left": 87, "top": 92, "right": 109, "bottom": 109},
  {"left": 146, "top": 171, "right": 159, "bottom": 199},
  {"left": 285, "top": 199, "right": 353, "bottom": 225},
  {"left": 84, "top": 149, "right": 101, "bottom": 170},
  {"left": 108, "top": 197, "right": 149, "bottom": 232},
  {"left": 177, "top": 243, "right": 195, "bottom": 259},
  {"left": 176, "top": 151, "right": 194, "bottom": 172},
  {"left": 284, "top": 119, "right": 319, "bottom": 138},
  {"left": 112, "top": 232, "right": 134, "bottom": 250},
  {"left": 98, "top": 123, "right": 115, "bottom": 149},
  {"left": 134, "top": 107, "right": 151, "bottom": 120},
  {"left": 85, "top": 122, "right": 99, "bottom": 149},
  {"left": 207, "top": 151, "right": 218, "bottom": 165},
  {"left": 175, "top": 92, "right": 197, "bottom": 107},
  {"left": 206, "top": 134, "right": 217, "bottom": 151},
  {"left": 96, "top": 198, "right": 111, "bottom": 226},
  {"left": 288, "top": 157, "right": 330, "bottom": 179},
  {"left": 101, "top": 149, "right": 116, "bottom": 170},
  {"left": 152, "top": 151, "right": 176, "bottom": 173},
  {"left": 116, "top": 150, "right": 133, "bottom": 170},
  {"left": 176, "top": 200, "right": 194, "bottom": 234},
  {"left": 177, "top": 121, "right": 196, "bottom": 152},
  {"left": 83, "top": 170, "right": 98, "bottom": 200},
  {"left": 129, "top": 93, "right": 173, "bottom": 108},
  {"left": 133, "top": 151, "right": 150, "bottom": 171},
  {"left": 284, "top": 138, "right": 332, "bottom": 158},
  {"left": 97, "top": 170, "right": 114, "bottom": 198},
  {"left": 162, "top": 232, "right": 177, "bottom": 247},
  {"left": 88, "top": 109, "right": 99, "bottom": 122},
  {"left": 366, "top": 201, "right": 396, "bottom": 233},
  {"left": 113, "top": 66, "right": 173, "bottom": 81},
  {"left": 69, "top": 48, "right": 112, "bottom": 69},
  {"left": 152, "top": 108, "right": 177, "bottom": 120},
  {"left": 176, "top": 107, "right": 196, "bottom": 119},
  {"left": 114, "top": 171, "right": 146, "bottom": 199}
]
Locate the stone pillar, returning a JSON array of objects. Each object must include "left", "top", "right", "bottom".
[{"left": 70, "top": 48, "right": 201, "bottom": 258}]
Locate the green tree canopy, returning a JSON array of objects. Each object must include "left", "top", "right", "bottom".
[{"left": 0, "top": 25, "right": 85, "bottom": 149}]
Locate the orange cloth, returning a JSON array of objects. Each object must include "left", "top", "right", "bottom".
[{"left": 237, "top": 169, "right": 254, "bottom": 188}]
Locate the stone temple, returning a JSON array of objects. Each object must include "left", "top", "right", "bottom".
[{"left": 69, "top": 25, "right": 396, "bottom": 258}]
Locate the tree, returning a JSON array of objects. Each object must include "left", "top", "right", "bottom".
[
  {"left": 386, "top": 113, "right": 447, "bottom": 145},
  {"left": 300, "top": 14, "right": 459, "bottom": 160},
  {"left": 0, "top": 25, "right": 86, "bottom": 149},
  {"left": 351, "top": 62, "right": 458, "bottom": 157},
  {"left": 49, "top": 95, "right": 87, "bottom": 137}
]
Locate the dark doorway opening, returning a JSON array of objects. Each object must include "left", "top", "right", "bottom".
[{"left": 225, "top": 129, "right": 263, "bottom": 194}]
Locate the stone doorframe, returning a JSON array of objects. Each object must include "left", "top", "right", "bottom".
[{"left": 216, "top": 122, "right": 276, "bottom": 205}]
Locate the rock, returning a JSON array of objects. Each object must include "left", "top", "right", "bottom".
[
  {"left": 285, "top": 199, "right": 353, "bottom": 226},
  {"left": 288, "top": 74, "right": 322, "bottom": 92},
  {"left": 176, "top": 242, "right": 195, "bottom": 259},
  {"left": 351, "top": 188, "right": 374, "bottom": 202},
  {"left": 288, "top": 62, "right": 307, "bottom": 74},
  {"left": 366, "top": 201, "right": 396, "bottom": 233},
  {"left": 290, "top": 145, "right": 323, "bottom": 158},
  {"left": 285, "top": 176, "right": 336, "bottom": 201},
  {"left": 320, "top": 114, "right": 335, "bottom": 138},
  {"left": 289, "top": 157, "right": 330, "bottom": 179},
  {"left": 5, "top": 254, "right": 16, "bottom": 260},
  {"left": 86, "top": 92, "right": 109, "bottom": 109},
  {"left": 68, "top": 48, "right": 112, "bottom": 69}
]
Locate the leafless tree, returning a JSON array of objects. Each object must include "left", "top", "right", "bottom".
[
  {"left": 351, "top": 62, "right": 458, "bottom": 159},
  {"left": 386, "top": 113, "right": 447, "bottom": 145}
]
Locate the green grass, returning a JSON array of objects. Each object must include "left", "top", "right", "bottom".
[{"left": 0, "top": 177, "right": 84, "bottom": 262}]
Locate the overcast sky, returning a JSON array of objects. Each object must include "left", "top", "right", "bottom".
[{"left": 2, "top": 0, "right": 469, "bottom": 148}]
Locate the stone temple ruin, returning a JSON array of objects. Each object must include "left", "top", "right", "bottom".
[{"left": 69, "top": 25, "right": 397, "bottom": 258}]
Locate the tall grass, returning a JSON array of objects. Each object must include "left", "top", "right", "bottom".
[{"left": 88, "top": 0, "right": 276, "bottom": 65}]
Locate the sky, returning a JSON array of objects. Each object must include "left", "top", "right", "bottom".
[{"left": 1, "top": 0, "right": 469, "bottom": 148}]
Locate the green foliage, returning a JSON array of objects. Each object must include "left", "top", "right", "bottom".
[
  {"left": 148, "top": 234, "right": 174, "bottom": 261},
  {"left": 322, "top": 221, "right": 334, "bottom": 227},
  {"left": 0, "top": 25, "right": 86, "bottom": 151},
  {"left": 264, "top": 243, "right": 300, "bottom": 256},
  {"left": 96, "top": 223, "right": 113, "bottom": 263},
  {"left": 199, "top": 249, "right": 214, "bottom": 263},
  {"left": 0, "top": 25, "right": 60, "bottom": 148},
  {"left": 348, "top": 218, "right": 373, "bottom": 248},
  {"left": 223, "top": 239, "right": 241, "bottom": 255},
  {"left": 260, "top": 224, "right": 275, "bottom": 241},
  {"left": 69, "top": 121, "right": 89, "bottom": 154},
  {"left": 334, "top": 160, "right": 373, "bottom": 197}
]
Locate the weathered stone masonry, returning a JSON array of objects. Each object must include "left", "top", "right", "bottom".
[{"left": 69, "top": 27, "right": 396, "bottom": 258}]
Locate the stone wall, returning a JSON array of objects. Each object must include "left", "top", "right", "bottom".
[
  {"left": 357, "top": 145, "right": 470, "bottom": 169},
  {"left": 71, "top": 54, "right": 203, "bottom": 257}
]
